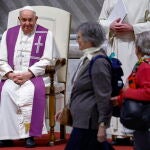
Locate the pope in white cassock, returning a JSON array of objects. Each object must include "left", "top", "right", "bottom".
[
  {"left": 99, "top": 0, "right": 150, "bottom": 143},
  {"left": 0, "top": 6, "right": 54, "bottom": 147}
]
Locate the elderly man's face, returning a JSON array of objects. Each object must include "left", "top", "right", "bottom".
[{"left": 19, "top": 10, "right": 38, "bottom": 35}]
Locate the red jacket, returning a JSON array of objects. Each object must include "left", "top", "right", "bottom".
[
  {"left": 116, "top": 61, "right": 150, "bottom": 106},
  {"left": 124, "top": 62, "right": 150, "bottom": 101}
]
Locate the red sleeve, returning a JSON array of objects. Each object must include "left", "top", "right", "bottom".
[
  {"left": 124, "top": 63, "right": 150, "bottom": 101},
  {"left": 117, "top": 90, "right": 124, "bottom": 106}
]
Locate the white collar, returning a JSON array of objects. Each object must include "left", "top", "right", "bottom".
[
  {"left": 82, "top": 47, "right": 100, "bottom": 60},
  {"left": 81, "top": 41, "right": 107, "bottom": 60}
]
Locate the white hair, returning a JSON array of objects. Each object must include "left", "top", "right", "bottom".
[
  {"left": 135, "top": 31, "right": 150, "bottom": 55},
  {"left": 19, "top": 6, "right": 36, "bottom": 16}
]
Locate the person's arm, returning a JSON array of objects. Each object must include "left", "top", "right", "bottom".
[
  {"left": 0, "top": 31, "right": 13, "bottom": 78},
  {"left": 124, "top": 64, "right": 150, "bottom": 101},
  {"left": 99, "top": 0, "right": 150, "bottom": 37},
  {"left": 110, "top": 20, "right": 134, "bottom": 36},
  {"left": 92, "top": 58, "right": 112, "bottom": 126},
  {"left": 97, "top": 122, "right": 107, "bottom": 142},
  {"left": 133, "top": 22, "right": 150, "bottom": 35},
  {"left": 111, "top": 90, "right": 124, "bottom": 107},
  {"left": 98, "top": 0, "right": 113, "bottom": 37},
  {"left": 133, "top": 2, "right": 150, "bottom": 34},
  {"left": 91, "top": 58, "right": 112, "bottom": 142}
]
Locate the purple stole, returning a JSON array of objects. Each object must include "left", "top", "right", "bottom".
[{"left": 2, "top": 25, "right": 48, "bottom": 136}]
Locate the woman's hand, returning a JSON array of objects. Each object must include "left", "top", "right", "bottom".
[
  {"left": 55, "top": 109, "right": 63, "bottom": 122},
  {"left": 111, "top": 96, "right": 119, "bottom": 106},
  {"left": 97, "top": 125, "right": 107, "bottom": 143}
]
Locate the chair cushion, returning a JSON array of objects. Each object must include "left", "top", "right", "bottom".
[{"left": 45, "top": 82, "right": 65, "bottom": 94}]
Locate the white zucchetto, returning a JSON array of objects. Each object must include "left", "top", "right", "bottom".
[{"left": 21, "top": 6, "right": 34, "bottom": 12}]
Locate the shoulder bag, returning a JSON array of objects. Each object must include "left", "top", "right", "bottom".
[{"left": 120, "top": 98, "right": 150, "bottom": 130}]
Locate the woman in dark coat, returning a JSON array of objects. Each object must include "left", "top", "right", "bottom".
[{"left": 56, "top": 22, "right": 113, "bottom": 150}]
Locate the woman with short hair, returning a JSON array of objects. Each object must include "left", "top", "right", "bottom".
[
  {"left": 112, "top": 31, "right": 150, "bottom": 150},
  {"left": 56, "top": 22, "right": 114, "bottom": 150}
]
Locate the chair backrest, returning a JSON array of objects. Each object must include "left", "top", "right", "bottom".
[{"left": 7, "top": 6, "right": 71, "bottom": 83}]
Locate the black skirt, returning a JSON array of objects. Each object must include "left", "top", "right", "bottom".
[{"left": 65, "top": 127, "right": 114, "bottom": 150}]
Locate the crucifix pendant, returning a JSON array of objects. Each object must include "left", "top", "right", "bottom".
[{"left": 17, "top": 107, "right": 22, "bottom": 114}]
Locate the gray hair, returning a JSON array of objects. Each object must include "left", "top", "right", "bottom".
[
  {"left": 135, "top": 31, "right": 150, "bottom": 55},
  {"left": 76, "top": 22, "right": 106, "bottom": 47}
]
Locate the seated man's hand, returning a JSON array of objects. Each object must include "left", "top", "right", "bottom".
[
  {"left": 6, "top": 72, "right": 16, "bottom": 80},
  {"left": 13, "top": 71, "right": 34, "bottom": 85}
]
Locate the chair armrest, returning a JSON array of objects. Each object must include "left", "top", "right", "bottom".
[{"left": 45, "top": 58, "right": 66, "bottom": 75}]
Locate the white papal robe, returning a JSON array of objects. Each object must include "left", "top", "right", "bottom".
[
  {"left": 0, "top": 26, "right": 54, "bottom": 140},
  {"left": 99, "top": 0, "right": 150, "bottom": 136}
]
